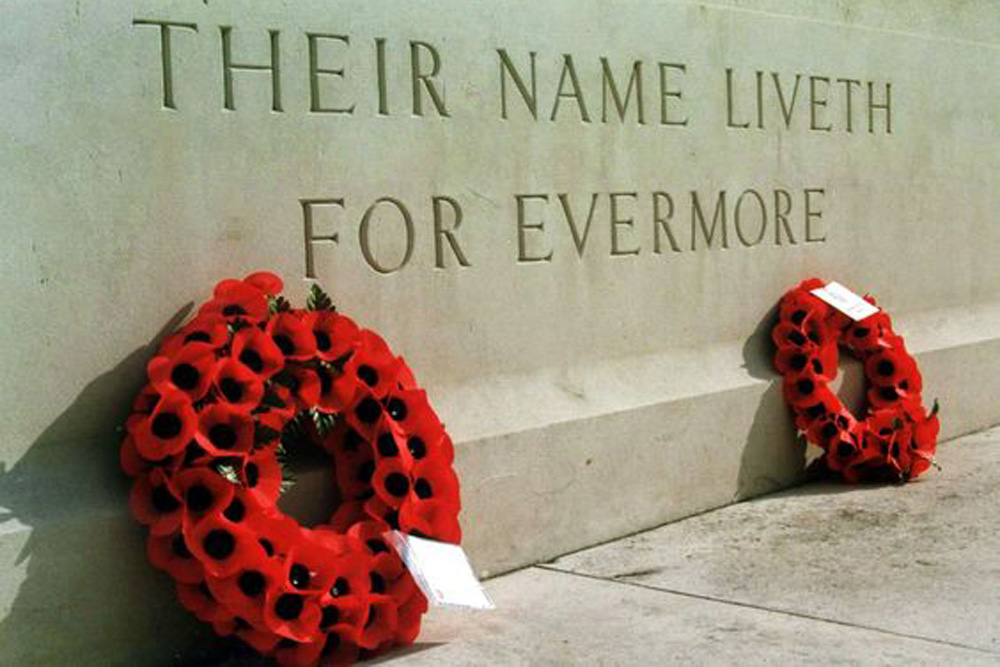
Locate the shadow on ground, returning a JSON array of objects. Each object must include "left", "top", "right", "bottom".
[{"left": 0, "top": 305, "right": 244, "bottom": 666}]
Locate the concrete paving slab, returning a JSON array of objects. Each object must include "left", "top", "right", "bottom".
[
  {"left": 377, "top": 566, "right": 998, "bottom": 665},
  {"left": 550, "top": 430, "right": 1000, "bottom": 653}
]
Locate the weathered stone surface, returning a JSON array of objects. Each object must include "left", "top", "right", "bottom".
[
  {"left": 551, "top": 431, "right": 1000, "bottom": 653},
  {"left": 1, "top": 0, "right": 999, "bottom": 663}
]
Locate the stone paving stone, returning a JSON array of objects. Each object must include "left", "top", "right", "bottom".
[
  {"left": 376, "top": 566, "right": 998, "bottom": 665},
  {"left": 550, "top": 430, "right": 1000, "bottom": 654}
]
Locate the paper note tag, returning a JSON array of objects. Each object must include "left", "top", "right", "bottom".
[
  {"left": 387, "top": 531, "right": 495, "bottom": 610},
  {"left": 810, "top": 281, "right": 880, "bottom": 321}
]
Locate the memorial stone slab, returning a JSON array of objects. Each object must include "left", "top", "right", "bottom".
[{"left": 0, "top": 1, "right": 998, "bottom": 663}]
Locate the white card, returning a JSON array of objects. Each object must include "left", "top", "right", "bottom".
[
  {"left": 387, "top": 531, "right": 495, "bottom": 610},
  {"left": 810, "top": 281, "right": 880, "bottom": 321}
]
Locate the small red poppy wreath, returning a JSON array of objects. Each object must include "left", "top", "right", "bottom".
[
  {"left": 772, "top": 278, "right": 940, "bottom": 483},
  {"left": 121, "top": 272, "right": 461, "bottom": 666}
]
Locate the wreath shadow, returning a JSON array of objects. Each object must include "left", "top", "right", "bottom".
[{"left": 0, "top": 305, "right": 251, "bottom": 666}]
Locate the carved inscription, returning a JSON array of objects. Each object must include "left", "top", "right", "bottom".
[{"left": 131, "top": 18, "right": 894, "bottom": 276}]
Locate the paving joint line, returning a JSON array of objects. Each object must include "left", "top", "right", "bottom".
[{"left": 535, "top": 565, "right": 1000, "bottom": 657}]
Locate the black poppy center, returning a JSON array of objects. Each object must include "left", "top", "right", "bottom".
[
  {"left": 820, "top": 423, "right": 838, "bottom": 440},
  {"left": 367, "top": 539, "right": 389, "bottom": 555},
  {"left": 320, "top": 605, "right": 340, "bottom": 629},
  {"left": 171, "top": 534, "right": 192, "bottom": 559},
  {"left": 369, "top": 572, "right": 386, "bottom": 594},
  {"left": 289, "top": 564, "right": 311, "bottom": 589},
  {"left": 879, "top": 387, "right": 899, "bottom": 402},
  {"left": 314, "top": 330, "right": 332, "bottom": 352},
  {"left": 186, "top": 484, "right": 214, "bottom": 513},
  {"left": 357, "top": 460, "right": 375, "bottom": 484},
  {"left": 355, "top": 397, "right": 382, "bottom": 424},
  {"left": 343, "top": 429, "right": 363, "bottom": 452},
  {"left": 790, "top": 354, "right": 807, "bottom": 371},
  {"left": 796, "top": 379, "right": 815, "bottom": 396},
  {"left": 387, "top": 398, "right": 408, "bottom": 421},
  {"left": 385, "top": 473, "right": 409, "bottom": 497},
  {"left": 787, "top": 330, "right": 807, "bottom": 346},
  {"left": 876, "top": 360, "right": 895, "bottom": 377},
  {"left": 223, "top": 498, "right": 246, "bottom": 522},
  {"left": 414, "top": 478, "right": 432, "bottom": 499},
  {"left": 152, "top": 485, "right": 181, "bottom": 513},
  {"left": 790, "top": 310, "right": 807, "bottom": 325},
  {"left": 184, "top": 331, "right": 212, "bottom": 344},
  {"left": 222, "top": 305, "right": 247, "bottom": 317},
  {"left": 245, "top": 463, "right": 260, "bottom": 488},
  {"left": 259, "top": 538, "right": 275, "bottom": 556},
  {"left": 357, "top": 365, "right": 379, "bottom": 387},
  {"left": 330, "top": 577, "right": 350, "bottom": 598},
  {"left": 384, "top": 510, "right": 400, "bottom": 530},
  {"left": 407, "top": 437, "right": 427, "bottom": 460},
  {"left": 239, "top": 349, "right": 264, "bottom": 374},
  {"left": 275, "top": 593, "right": 303, "bottom": 620},
  {"left": 273, "top": 334, "right": 295, "bottom": 356},
  {"left": 322, "top": 633, "right": 341, "bottom": 656},
  {"left": 152, "top": 413, "right": 183, "bottom": 440},
  {"left": 836, "top": 442, "right": 855, "bottom": 459},
  {"left": 377, "top": 433, "right": 398, "bottom": 457},
  {"left": 171, "top": 363, "right": 201, "bottom": 390},
  {"left": 365, "top": 606, "right": 378, "bottom": 628},
  {"left": 853, "top": 327, "right": 870, "bottom": 338},
  {"left": 220, "top": 378, "right": 245, "bottom": 403},
  {"left": 203, "top": 529, "right": 236, "bottom": 560},
  {"left": 237, "top": 570, "right": 266, "bottom": 597},
  {"left": 209, "top": 423, "right": 238, "bottom": 450}
]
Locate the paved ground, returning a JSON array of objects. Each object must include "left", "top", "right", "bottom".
[{"left": 377, "top": 427, "right": 1000, "bottom": 665}]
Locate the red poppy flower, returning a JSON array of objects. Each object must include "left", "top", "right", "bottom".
[
  {"left": 371, "top": 459, "right": 414, "bottom": 509},
  {"left": 201, "top": 280, "right": 269, "bottom": 323},
  {"left": 235, "top": 626, "right": 282, "bottom": 654},
  {"left": 133, "top": 390, "right": 198, "bottom": 460},
  {"left": 168, "top": 313, "right": 230, "bottom": 352},
  {"left": 196, "top": 404, "right": 255, "bottom": 458},
  {"left": 395, "top": 361, "right": 418, "bottom": 391},
  {"left": 343, "top": 331, "right": 403, "bottom": 398},
  {"left": 130, "top": 468, "right": 184, "bottom": 535},
  {"left": 213, "top": 359, "right": 265, "bottom": 414},
  {"left": 147, "top": 532, "right": 205, "bottom": 584},
  {"left": 771, "top": 321, "right": 815, "bottom": 351},
  {"left": 395, "top": 587, "right": 429, "bottom": 645},
  {"left": 174, "top": 466, "right": 237, "bottom": 519},
  {"left": 177, "top": 580, "right": 235, "bottom": 624},
  {"left": 273, "top": 638, "right": 325, "bottom": 667},
  {"left": 344, "top": 389, "right": 386, "bottom": 441},
  {"left": 399, "top": 498, "right": 462, "bottom": 543},
  {"left": 241, "top": 449, "right": 283, "bottom": 507},
  {"left": 244, "top": 271, "right": 284, "bottom": 296},
  {"left": 263, "top": 582, "right": 323, "bottom": 642},
  {"left": 334, "top": 441, "right": 377, "bottom": 502},
  {"left": 147, "top": 342, "right": 218, "bottom": 403},
  {"left": 315, "top": 364, "right": 357, "bottom": 414},
  {"left": 285, "top": 365, "right": 322, "bottom": 409},
  {"left": 231, "top": 327, "right": 285, "bottom": 379},
  {"left": 266, "top": 312, "right": 318, "bottom": 361},
  {"left": 188, "top": 511, "right": 268, "bottom": 578},
  {"left": 778, "top": 287, "right": 828, "bottom": 325},
  {"left": 781, "top": 371, "right": 828, "bottom": 409},
  {"left": 844, "top": 312, "right": 893, "bottom": 353},
  {"left": 302, "top": 310, "right": 360, "bottom": 362},
  {"left": 327, "top": 500, "right": 368, "bottom": 533},
  {"left": 356, "top": 594, "right": 399, "bottom": 650},
  {"left": 207, "top": 552, "right": 283, "bottom": 627},
  {"left": 409, "top": 459, "right": 461, "bottom": 509},
  {"left": 260, "top": 384, "right": 297, "bottom": 423},
  {"left": 120, "top": 434, "right": 152, "bottom": 477},
  {"left": 131, "top": 383, "right": 160, "bottom": 415},
  {"left": 774, "top": 343, "right": 839, "bottom": 382}
]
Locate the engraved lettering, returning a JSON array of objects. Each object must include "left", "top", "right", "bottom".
[
  {"left": 221, "top": 26, "right": 282, "bottom": 112},
  {"left": 804, "top": 188, "right": 826, "bottom": 242},
  {"left": 306, "top": 33, "right": 354, "bottom": 114},
  {"left": 809, "top": 75, "right": 832, "bottom": 132},
  {"left": 773, "top": 189, "right": 796, "bottom": 245},
  {"left": 837, "top": 78, "right": 861, "bottom": 133},
  {"left": 773, "top": 72, "right": 802, "bottom": 129},
  {"left": 658, "top": 63, "right": 688, "bottom": 126},
  {"left": 868, "top": 81, "right": 891, "bottom": 134},
  {"left": 515, "top": 194, "right": 553, "bottom": 262},
  {"left": 498, "top": 49, "right": 538, "bottom": 120},
  {"left": 725, "top": 68, "right": 750, "bottom": 129},
  {"left": 432, "top": 196, "right": 471, "bottom": 268},
  {"left": 375, "top": 38, "right": 389, "bottom": 115},
  {"left": 652, "top": 191, "right": 680, "bottom": 253},
  {"left": 301, "top": 198, "right": 343, "bottom": 280},
  {"left": 691, "top": 190, "right": 729, "bottom": 249},
  {"left": 132, "top": 19, "right": 198, "bottom": 110},
  {"left": 600, "top": 58, "right": 644, "bottom": 124},
  {"left": 734, "top": 189, "right": 767, "bottom": 246},
  {"left": 359, "top": 197, "right": 415, "bottom": 274},
  {"left": 551, "top": 55, "right": 590, "bottom": 122},
  {"left": 410, "top": 41, "right": 448, "bottom": 117},
  {"left": 609, "top": 192, "right": 640, "bottom": 256},
  {"left": 558, "top": 193, "right": 599, "bottom": 258}
]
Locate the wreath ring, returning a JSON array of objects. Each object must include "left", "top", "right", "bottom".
[
  {"left": 121, "top": 272, "right": 461, "bottom": 666},
  {"left": 772, "top": 278, "right": 940, "bottom": 482}
]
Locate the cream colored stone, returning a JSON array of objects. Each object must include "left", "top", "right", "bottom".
[{"left": 0, "top": 0, "right": 999, "bottom": 663}]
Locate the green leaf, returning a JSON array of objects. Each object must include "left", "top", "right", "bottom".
[
  {"left": 214, "top": 462, "right": 241, "bottom": 485},
  {"left": 259, "top": 391, "right": 287, "bottom": 410},
  {"left": 930, "top": 399, "right": 940, "bottom": 418},
  {"left": 268, "top": 295, "right": 292, "bottom": 315},
  {"left": 311, "top": 409, "right": 337, "bottom": 437},
  {"left": 255, "top": 424, "right": 281, "bottom": 445},
  {"left": 306, "top": 283, "right": 335, "bottom": 311}
]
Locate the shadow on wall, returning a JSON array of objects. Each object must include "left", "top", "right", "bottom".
[
  {"left": 0, "top": 306, "right": 244, "bottom": 666},
  {"left": 736, "top": 304, "right": 811, "bottom": 501}
]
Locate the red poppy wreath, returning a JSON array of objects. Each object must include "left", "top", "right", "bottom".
[
  {"left": 120, "top": 271, "right": 461, "bottom": 666},
  {"left": 772, "top": 278, "right": 940, "bottom": 483}
]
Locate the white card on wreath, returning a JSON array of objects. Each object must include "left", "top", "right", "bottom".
[
  {"left": 387, "top": 531, "right": 495, "bottom": 610},
  {"left": 810, "top": 281, "right": 880, "bottom": 321}
]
